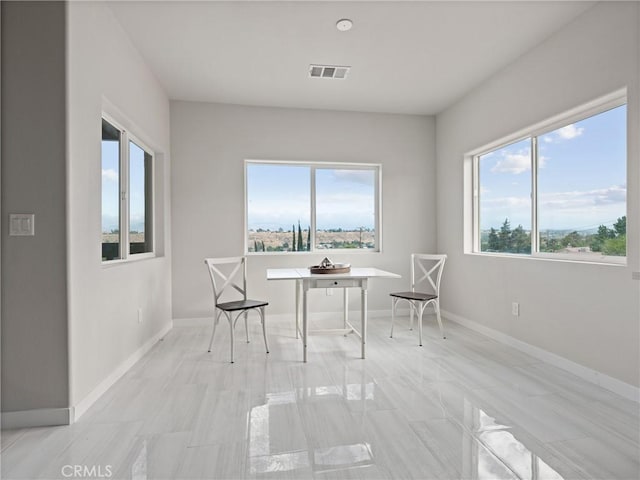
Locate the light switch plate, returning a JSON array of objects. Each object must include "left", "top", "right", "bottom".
[{"left": 9, "top": 214, "right": 35, "bottom": 236}]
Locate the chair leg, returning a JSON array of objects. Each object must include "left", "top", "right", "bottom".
[
  {"left": 434, "top": 301, "right": 446, "bottom": 339},
  {"left": 409, "top": 303, "right": 414, "bottom": 331},
  {"left": 417, "top": 302, "right": 425, "bottom": 347},
  {"left": 259, "top": 307, "right": 269, "bottom": 354},
  {"left": 390, "top": 297, "right": 396, "bottom": 338},
  {"left": 244, "top": 311, "right": 250, "bottom": 343},
  {"left": 226, "top": 313, "right": 235, "bottom": 364},
  {"left": 208, "top": 310, "right": 221, "bottom": 353}
]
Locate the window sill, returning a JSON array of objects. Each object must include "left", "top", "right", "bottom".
[
  {"left": 246, "top": 249, "right": 381, "bottom": 256},
  {"left": 465, "top": 251, "right": 626, "bottom": 267},
  {"left": 102, "top": 252, "right": 157, "bottom": 268}
]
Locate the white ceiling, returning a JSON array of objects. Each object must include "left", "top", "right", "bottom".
[{"left": 109, "top": 1, "right": 594, "bottom": 115}]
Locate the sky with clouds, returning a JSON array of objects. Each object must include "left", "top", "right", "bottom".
[
  {"left": 479, "top": 104, "right": 626, "bottom": 231},
  {"left": 247, "top": 164, "right": 376, "bottom": 231}
]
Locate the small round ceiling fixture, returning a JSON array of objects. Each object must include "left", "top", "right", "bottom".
[{"left": 336, "top": 19, "right": 353, "bottom": 32}]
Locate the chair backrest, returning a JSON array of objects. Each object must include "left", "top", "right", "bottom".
[
  {"left": 204, "top": 256, "right": 248, "bottom": 305},
  {"left": 411, "top": 254, "right": 447, "bottom": 296}
]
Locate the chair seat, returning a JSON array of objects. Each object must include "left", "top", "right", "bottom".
[
  {"left": 216, "top": 299, "right": 268, "bottom": 311},
  {"left": 390, "top": 291, "right": 437, "bottom": 302}
]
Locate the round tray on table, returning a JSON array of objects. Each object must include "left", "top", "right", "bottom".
[{"left": 309, "top": 263, "right": 351, "bottom": 274}]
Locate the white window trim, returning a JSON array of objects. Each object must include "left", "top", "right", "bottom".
[
  {"left": 101, "top": 113, "right": 156, "bottom": 264},
  {"left": 468, "top": 89, "right": 627, "bottom": 266},
  {"left": 244, "top": 159, "right": 382, "bottom": 255}
]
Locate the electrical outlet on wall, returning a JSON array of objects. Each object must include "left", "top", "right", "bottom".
[
  {"left": 9, "top": 214, "right": 35, "bottom": 236},
  {"left": 138, "top": 308, "right": 143, "bottom": 323},
  {"left": 511, "top": 302, "right": 520, "bottom": 316}
]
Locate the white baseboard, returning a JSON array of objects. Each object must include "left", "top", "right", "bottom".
[
  {"left": 172, "top": 316, "right": 210, "bottom": 327},
  {"left": 173, "top": 308, "right": 410, "bottom": 327},
  {"left": 1, "top": 407, "right": 72, "bottom": 429},
  {"left": 72, "top": 321, "right": 173, "bottom": 422},
  {"left": 1, "top": 322, "right": 174, "bottom": 430},
  {"left": 442, "top": 310, "right": 639, "bottom": 403}
]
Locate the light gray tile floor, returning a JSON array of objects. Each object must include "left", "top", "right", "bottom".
[{"left": 1, "top": 315, "right": 638, "bottom": 479}]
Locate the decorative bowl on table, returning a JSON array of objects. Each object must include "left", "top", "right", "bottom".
[{"left": 309, "top": 257, "right": 351, "bottom": 274}]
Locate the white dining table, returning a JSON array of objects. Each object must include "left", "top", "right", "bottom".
[{"left": 266, "top": 267, "right": 401, "bottom": 362}]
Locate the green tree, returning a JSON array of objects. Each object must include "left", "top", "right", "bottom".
[
  {"left": 254, "top": 240, "right": 259, "bottom": 252},
  {"left": 600, "top": 224, "right": 615, "bottom": 239},
  {"left": 614, "top": 216, "right": 626, "bottom": 236},
  {"left": 561, "top": 231, "right": 583, "bottom": 248},
  {"left": 510, "top": 225, "right": 531, "bottom": 253},
  {"left": 498, "top": 218, "right": 512, "bottom": 251},
  {"left": 292, "top": 224, "right": 296, "bottom": 252},
  {"left": 543, "top": 237, "right": 561, "bottom": 252},
  {"left": 602, "top": 216, "right": 627, "bottom": 256},
  {"left": 307, "top": 226, "right": 311, "bottom": 251},
  {"left": 487, "top": 228, "right": 499, "bottom": 251},
  {"left": 590, "top": 224, "right": 613, "bottom": 252},
  {"left": 603, "top": 235, "right": 626, "bottom": 256},
  {"left": 297, "top": 221, "right": 304, "bottom": 251}
]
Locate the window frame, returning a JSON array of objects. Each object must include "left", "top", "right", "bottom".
[
  {"left": 470, "top": 90, "right": 627, "bottom": 265},
  {"left": 244, "top": 159, "right": 382, "bottom": 255},
  {"left": 101, "top": 113, "right": 155, "bottom": 264}
]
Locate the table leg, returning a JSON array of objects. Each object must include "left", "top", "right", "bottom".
[
  {"left": 343, "top": 288, "right": 349, "bottom": 335},
  {"left": 361, "top": 280, "right": 368, "bottom": 359},
  {"left": 303, "top": 282, "right": 309, "bottom": 363},
  {"left": 295, "top": 279, "right": 301, "bottom": 339}
]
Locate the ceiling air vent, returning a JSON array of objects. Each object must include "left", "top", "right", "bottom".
[{"left": 309, "top": 64, "right": 350, "bottom": 79}]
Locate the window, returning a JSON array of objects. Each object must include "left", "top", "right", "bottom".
[
  {"left": 473, "top": 93, "right": 626, "bottom": 263},
  {"left": 101, "top": 120, "right": 121, "bottom": 260},
  {"left": 128, "top": 140, "right": 153, "bottom": 255},
  {"left": 101, "top": 117, "right": 154, "bottom": 262},
  {"left": 478, "top": 138, "right": 532, "bottom": 255},
  {"left": 246, "top": 161, "right": 380, "bottom": 253}
]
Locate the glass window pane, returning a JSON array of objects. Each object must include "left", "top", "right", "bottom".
[
  {"left": 247, "top": 164, "right": 311, "bottom": 252},
  {"left": 101, "top": 119, "right": 120, "bottom": 261},
  {"left": 478, "top": 138, "right": 532, "bottom": 254},
  {"left": 129, "top": 141, "right": 153, "bottom": 254},
  {"left": 538, "top": 105, "right": 626, "bottom": 258},
  {"left": 315, "top": 168, "right": 376, "bottom": 250}
]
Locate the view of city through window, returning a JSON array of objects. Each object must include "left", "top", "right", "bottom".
[
  {"left": 102, "top": 118, "right": 153, "bottom": 261},
  {"left": 478, "top": 103, "right": 626, "bottom": 259},
  {"left": 246, "top": 163, "right": 377, "bottom": 252}
]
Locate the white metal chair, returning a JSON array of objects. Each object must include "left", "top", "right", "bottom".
[
  {"left": 389, "top": 254, "right": 447, "bottom": 346},
  {"left": 204, "top": 256, "right": 269, "bottom": 363}
]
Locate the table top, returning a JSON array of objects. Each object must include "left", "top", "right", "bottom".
[{"left": 267, "top": 267, "right": 401, "bottom": 281}]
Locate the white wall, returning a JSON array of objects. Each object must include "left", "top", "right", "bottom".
[
  {"left": 170, "top": 102, "right": 435, "bottom": 319},
  {"left": 436, "top": 2, "right": 640, "bottom": 388},
  {"left": 67, "top": 2, "right": 172, "bottom": 413}
]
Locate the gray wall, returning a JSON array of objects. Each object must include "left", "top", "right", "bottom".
[
  {"left": 436, "top": 2, "right": 640, "bottom": 387},
  {"left": 170, "top": 102, "right": 435, "bottom": 319},
  {"left": 1, "top": 1, "right": 69, "bottom": 412}
]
